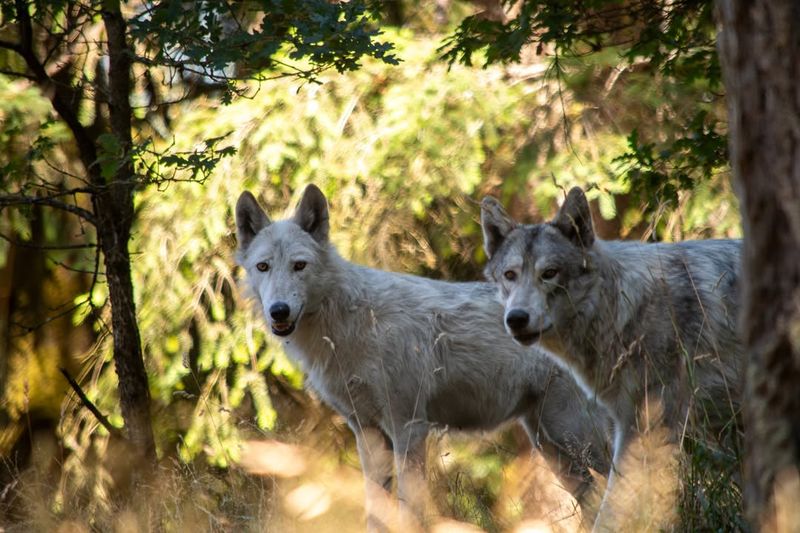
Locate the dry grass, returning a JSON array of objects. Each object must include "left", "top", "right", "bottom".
[
  {"left": 0, "top": 424, "right": 587, "bottom": 532},
  {"left": 0, "top": 408, "right": 746, "bottom": 532},
  {"left": 592, "top": 404, "right": 680, "bottom": 532}
]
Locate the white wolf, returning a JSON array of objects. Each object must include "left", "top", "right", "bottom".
[
  {"left": 480, "top": 187, "right": 744, "bottom": 529},
  {"left": 235, "top": 185, "right": 611, "bottom": 531}
]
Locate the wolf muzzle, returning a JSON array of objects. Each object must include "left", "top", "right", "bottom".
[
  {"left": 505, "top": 308, "right": 530, "bottom": 330},
  {"left": 269, "top": 301, "right": 296, "bottom": 336},
  {"left": 506, "top": 308, "right": 551, "bottom": 345}
]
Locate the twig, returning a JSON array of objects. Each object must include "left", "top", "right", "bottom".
[
  {"left": 11, "top": 243, "right": 103, "bottom": 335},
  {"left": 47, "top": 256, "right": 106, "bottom": 275},
  {"left": 11, "top": 299, "right": 87, "bottom": 335},
  {"left": 0, "top": 232, "right": 97, "bottom": 250},
  {"left": 59, "top": 367, "right": 125, "bottom": 440},
  {"left": 0, "top": 194, "right": 96, "bottom": 224},
  {"left": 0, "top": 69, "right": 35, "bottom": 80},
  {"left": 0, "top": 39, "right": 21, "bottom": 53}
]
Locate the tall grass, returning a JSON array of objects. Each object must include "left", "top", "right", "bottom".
[{"left": 1, "top": 412, "right": 748, "bottom": 532}]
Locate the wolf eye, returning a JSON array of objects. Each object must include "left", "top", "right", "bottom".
[
  {"left": 503, "top": 270, "right": 517, "bottom": 282},
  {"left": 541, "top": 268, "right": 559, "bottom": 280},
  {"left": 293, "top": 261, "right": 307, "bottom": 272},
  {"left": 256, "top": 262, "right": 269, "bottom": 272}
]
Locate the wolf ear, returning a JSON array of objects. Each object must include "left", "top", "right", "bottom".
[
  {"left": 552, "top": 187, "right": 594, "bottom": 248},
  {"left": 236, "top": 191, "right": 270, "bottom": 250},
  {"left": 293, "top": 184, "right": 329, "bottom": 243},
  {"left": 480, "top": 196, "right": 516, "bottom": 259}
]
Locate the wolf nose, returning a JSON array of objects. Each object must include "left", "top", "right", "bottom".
[
  {"left": 505, "top": 309, "right": 530, "bottom": 330},
  {"left": 269, "top": 302, "right": 290, "bottom": 321}
]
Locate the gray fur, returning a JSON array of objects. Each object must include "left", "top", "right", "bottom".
[
  {"left": 481, "top": 188, "right": 744, "bottom": 528},
  {"left": 236, "top": 185, "right": 612, "bottom": 531}
]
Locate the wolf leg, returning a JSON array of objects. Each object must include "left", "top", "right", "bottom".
[
  {"left": 522, "top": 379, "right": 613, "bottom": 523},
  {"left": 352, "top": 424, "right": 395, "bottom": 533},
  {"left": 522, "top": 409, "right": 601, "bottom": 528},
  {"left": 591, "top": 419, "right": 636, "bottom": 532},
  {"left": 393, "top": 421, "right": 431, "bottom": 531}
]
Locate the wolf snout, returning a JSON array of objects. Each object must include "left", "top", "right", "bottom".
[
  {"left": 268, "top": 301, "right": 296, "bottom": 337},
  {"left": 269, "top": 302, "right": 291, "bottom": 321},
  {"left": 505, "top": 309, "right": 530, "bottom": 330}
]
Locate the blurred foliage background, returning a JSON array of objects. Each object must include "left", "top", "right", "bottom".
[{"left": 0, "top": 0, "right": 741, "bottom": 530}]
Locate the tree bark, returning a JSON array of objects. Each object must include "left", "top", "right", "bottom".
[
  {"left": 96, "top": 0, "right": 156, "bottom": 463},
  {"left": 716, "top": 1, "right": 800, "bottom": 528}
]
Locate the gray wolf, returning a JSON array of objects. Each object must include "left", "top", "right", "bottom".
[
  {"left": 235, "top": 185, "right": 612, "bottom": 531},
  {"left": 480, "top": 187, "right": 744, "bottom": 529}
]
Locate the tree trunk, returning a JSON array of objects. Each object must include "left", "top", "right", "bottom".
[
  {"left": 95, "top": 217, "right": 155, "bottom": 462},
  {"left": 11, "top": 0, "right": 154, "bottom": 467},
  {"left": 96, "top": 1, "right": 156, "bottom": 463},
  {"left": 716, "top": 1, "right": 800, "bottom": 529}
]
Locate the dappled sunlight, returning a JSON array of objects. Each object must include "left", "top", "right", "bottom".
[
  {"left": 284, "top": 482, "right": 332, "bottom": 521},
  {"left": 430, "top": 430, "right": 585, "bottom": 531},
  {"left": 513, "top": 519, "right": 554, "bottom": 533},
  {"left": 431, "top": 518, "right": 486, "bottom": 532},
  {"left": 764, "top": 466, "right": 800, "bottom": 533},
  {"left": 239, "top": 439, "right": 308, "bottom": 478},
  {"left": 593, "top": 400, "right": 680, "bottom": 532},
  {"left": 110, "top": 510, "right": 140, "bottom": 533},
  {"left": 53, "top": 521, "right": 89, "bottom": 533},
  {"left": 494, "top": 452, "right": 584, "bottom": 531},
  {"left": 238, "top": 435, "right": 374, "bottom": 532}
]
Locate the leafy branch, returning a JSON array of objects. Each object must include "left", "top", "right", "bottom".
[{"left": 615, "top": 111, "right": 728, "bottom": 211}]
